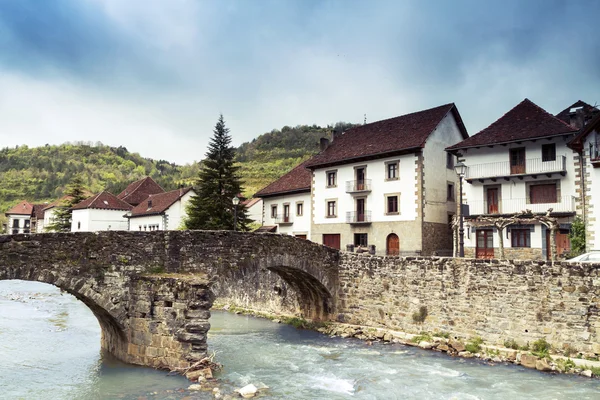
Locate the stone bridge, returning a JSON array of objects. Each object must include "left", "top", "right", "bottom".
[{"left": 0, "top": 231, "right": 340, "bottom": 372}]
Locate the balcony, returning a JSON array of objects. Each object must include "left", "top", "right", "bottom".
[
  {"left": 590, "top": 141, "right": 600, "bottom": 168},
  {"left": 275, "top": 214, "right": 293, "bottom": 225},
  {"left": 346, "top": 211, "right": 372, "bottom": 225},
  {"left": 465, "top": 156, "right": 566, "bottom": 182},
  {"left": 345, "top": 179, "right": 372, "bottom": 194},
  {"left": 466, "top": 195, "right": 576, "bottom": 216}
]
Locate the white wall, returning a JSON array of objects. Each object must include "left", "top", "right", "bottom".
[
  {"left": 71, "top": 209, "right": 129, "bottom": 232},
  {"left": 585, "top": 129, "right": 600, "bottom": 250},
  {"left": 262, "top": 192, "right": 311, "bottom": 237},
  {"left": 312, "top": 154, "right": 418, "bottom": 225},
  {"left": 246, "top": 199, "right": 263, "bottom": 225},
  {"left": 129, "top": 215, "right": 164, "bottom": 231},
  {"left": 423, "top": 111, "right": 465, "bottom": 223},
  {"left": 40, "top": 207, "right": 59, "bottom": 232},
  {"left": 6, "top": 214, "right": 31, "bottom": 234},
  {"left": 164, "top": 191, "right": 194, "bottom": 230}
]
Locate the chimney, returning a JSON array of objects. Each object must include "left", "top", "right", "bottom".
[
  {"left": 147, "top": 195, "right": 152, "bottom": 208},
  {"left": 332, "top": 128, "right": 343, "bottom": 140},
  {"left": 569, "top": 107, "right": 585, "bottom": 129},
  {"left": 179, "top": 184, "right": 184, "bottom": 196},
  {"left": 319, "top": 137, "right": 330, "bottom": 152}
]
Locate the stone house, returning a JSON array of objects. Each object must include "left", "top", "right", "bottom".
[
  {"left": 255, "top": 160, "right": 312, "bottom": 239},
  {"left": 125, "top": 187, "right": 195, "bottom": 231},
  {"left": 305, "top": 103, "right": 469, "bottom": 255},
  {"left": 568, "top": 109, "right": 600, "bottom": 251},
  {"left": 71, "top": 191, "right": 132, "bottom": 232},
  {"left": 446, "top": 99, "right": 585, "bottom": 260}
]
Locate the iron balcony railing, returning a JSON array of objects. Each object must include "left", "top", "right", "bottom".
[
  {"left": 274, "top": 214, "right": 293, "bottom": 225},
  {"left": 466, "top": 195, "right": 576, "bottom": 215},
  {"left": 346, "top": 210, "right": 372, "bottom": 224},
  {"left": 465, "top": 156, "right": 566, "bottom": 180},
  {"left": 345, "top": 179, "right": 372, "bottom": 193}
]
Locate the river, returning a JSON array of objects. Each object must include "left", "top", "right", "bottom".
[{"left": 1, "top": 280, "right": 599, "bottom": 399}]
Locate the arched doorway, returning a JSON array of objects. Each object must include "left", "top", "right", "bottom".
[{"left": 386, "top": 233, "right": 399, "bottom": 256}]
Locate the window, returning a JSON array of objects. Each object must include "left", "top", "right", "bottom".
[
  {"left": 78, "top": 221, "right": 81, "bottom": 230},
  {"left": 327, "top": 200, "right": 337, "bottom": 217},
  {"left": 542, "top": 143, "right": 556, "bottom": 162},
  {"left": 283, "top": 204, "right": 290, "bottom": 222},
  {"left": 12, "top": 219, "right": 19, "bottom": 228},
  {"left": 530, "top": 183, "right": 557, "bottom": 204},
  {"left": 386, "top": 161, "right": 399, "bottom": 180},
  {"left": 296, "top": 202, "right": 303, "bottom": 216},
  {"left": 446, "top": 153, "right": 455, "bottom": 169},
  {"left": 354, "top": 233, "right": 368, "bottom": 247},
  {"left": 271, "top": 205, "right": 278, "bottom": 218},
  {"left": 447, "top": 183, "right": 455, "bottom": 201},
  {"left": 511, "top": 229, "right": 531, "bottom": 248},
  {"left": 24, "top": 220, "right": 30, "bottom": 228},
  {"left": 326, "top": 171, "right": 337, "bottom": 187},
  {"left": 386, "top": 195, "right": 399, "bottom": 214}
]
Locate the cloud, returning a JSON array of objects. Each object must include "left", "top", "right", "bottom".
[{"left": 0, "top": 0, "right": 598, "bottom": 164}]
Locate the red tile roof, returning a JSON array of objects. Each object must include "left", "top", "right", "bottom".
[
  {"left": 306, "top": 103, "right": 466, "bottom": 168},
  {"left": 72, "top": 191, "right": 133, "bottom": 211},
  {"left": 5, "top": 201, "right": 34, "bottom": 216},
  {"left": 32, "top": 204, "right": 46, "bottom": 220},
  {"left": 555, "top": 100, "right": 599, "bottom": 126},
  {"left": 128, "top": 187, "right": 194, "bottom": 217},
  {"left": 242, "top": 197, "right": 261, "bottom": 208},
  {"left": 448, "top": 99, "right": 577, "bottom": 150},
  {"left": 255, "top": 159, "right": 312, "bottom": 197},
  {"left": 117, "top": 176, "right": 165, "bottom": 206}
]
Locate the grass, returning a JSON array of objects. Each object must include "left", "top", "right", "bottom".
[
  {"left": 503, "top": 338, "right": 519, "bottom": 350},
  {"left": 411, "top": 332, "right": 433, "bottom": 343},
  {"left": 433, "top": 331, "right": 450, "bottom": 339},
  {"left": 555, "top": 358, "right": 576, "bottom": 372},
  {"left": 531, "top": 337, "right": 551, "bottom": 359},
  {"left": 465, "top": 337, "right": 483, "bottom": 354},
  {"left": 582, "top": 365, "right": 600, "bottom": 376}
]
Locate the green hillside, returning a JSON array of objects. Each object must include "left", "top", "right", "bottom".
[{"left": 0, "top": 122, "right": 357, "bottom": 224}]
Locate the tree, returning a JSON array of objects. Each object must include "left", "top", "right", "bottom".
[
  {"left": 45, "top": 176, "right": 88, "bottom": 232},
  {"left": 568, "top": 216, "right": 586, "bottom": 256},
  {"left": 185, "top": 114, "right": 251, "bottom": 231}
]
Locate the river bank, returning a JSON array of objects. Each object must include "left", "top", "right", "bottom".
[{"left": 212, "top": 303, "right": 600, "bottom": 381}]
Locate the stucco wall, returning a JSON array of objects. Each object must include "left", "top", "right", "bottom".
[
  {"left": 262, "top": 192, "right": 311, "bottom": 237},
  {"left": 165, "top": 191, "right": 194, "bottom": 230},
  {"left": 337, "top": 254, "right": 600, "bottom": 354},
  {"left": 71, "top": 209, "right": 129, "bottom": 232},
  {"left": 584, "top": 129, "right": 600, "bottom": 250}
]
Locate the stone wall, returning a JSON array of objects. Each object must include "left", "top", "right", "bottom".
[
  {"left": 464, "top": 247, "right": 544, "bottom": 260},
  {"left": 337, "top": 254, "right": 600, "bottom": 354},
  {"left": 422, "top": 221, "right": 452, "bottom": 256}
]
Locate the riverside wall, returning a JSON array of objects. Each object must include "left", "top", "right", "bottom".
[{"left": 336, "top": 255, "right": 600, "bottom": 355}]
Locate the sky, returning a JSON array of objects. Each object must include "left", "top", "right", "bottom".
[{"left": 0, "top": 0, "right": 598, "bottom": 165}]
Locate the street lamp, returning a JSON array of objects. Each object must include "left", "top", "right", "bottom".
[
  {"left": 454, "top": 161, "right": 467, "bottom": 257},
  {"left": 232, "top": 196, "right": 240, "bottom": 231}
]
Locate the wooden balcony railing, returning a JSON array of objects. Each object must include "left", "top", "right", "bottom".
[
  {"left": 466, "top": 195, "right": 576, "bottom": 215},
  {"left": 466, "top": 156, "right": 566, "bottom": 181}
]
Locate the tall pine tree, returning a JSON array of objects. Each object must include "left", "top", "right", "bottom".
[
  {"left": 45, "top": 176, "right": 88, "bottom": 232},
  {"left": 185, "top": 114, "right": 251, "bottom": 231}
]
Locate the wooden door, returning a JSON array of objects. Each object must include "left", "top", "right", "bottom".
[
  {"left": 283, "top": 204, "right": 290, "bottom": 222},
  {"left": 476, "top": 229, "right": 494, "bottom": 259},
  {"left": 546, "top": 229, "right": 571, "bottom": 259},
  {"left": 323, "top": 234, "right": 341, "bottom": 250},
  {"left": 510, "top": 148, "right": 526, "bottom": 174},
  {"left": 386, "top": 233, "right": 400, "bottom": 256},
  {"left": 356, "top": 168, "right": 365, "bottom": 190},
  {"left": 356, "top": 198, "right": 365, "bottom": 222},
  {"left": 487, "top": 188, "right": 499, "bottom": 214}
]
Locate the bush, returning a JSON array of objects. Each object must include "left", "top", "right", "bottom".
[
  {"left": 568, "top": 217, "right": 586, "bottom": 257},
  {"left": 531, "top": 337, "right": 551, "bottom": 358},
  {"left": 412, "top": 306, "right": 428, "bottom": 323},
  {"left": 465, "top": 337, "right": 483, "bottom": 353},
  {"left": 503, "top": 338, "right": 519, "bottom": 350}
]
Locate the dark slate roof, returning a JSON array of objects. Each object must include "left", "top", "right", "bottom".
[
  {"left": 306, "top": 103, "right": 466, "bottom": 168},
  {"left": 5, "top": 201, "right": 34, "bottom": 216},
  {"left": 255, "top": 159, "right": 312, "bottom": 197},
  {"left": 72, "top": 191, "right": 133, "bottom": 211},
  {"left": 447, "top": 99, "right": 577, "bottom": 151},
  {"left": 555, "top": 100, "right": 599, "bottom": 125},
  {"left": 569, "top": 111, "right": 600, "bottom": 151},
  {"left": 117, "top": 176, "right": 165, "bottom": 206},
  {"left": 128, "top": 187, "right": 194, "bottom": 217}
]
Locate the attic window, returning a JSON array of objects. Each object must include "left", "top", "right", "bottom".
[{"left": 103, "top": 200, "right": 109, "bottom": 205}]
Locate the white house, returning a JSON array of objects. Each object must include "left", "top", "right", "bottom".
[
  {"left": 71, "top": 191, "right": 132, "bottom": 232},
  {"left": 447, "top": 99, "right": 582, "bottom": 260},
  {"left": 569, "top": 109, "right": 600, "bottom": 251},
  {"left": 126, "top": 187, "right": 195, "bottom": 231},
  {"left": 305, "top": 103, "right": 469, "bottom": 255},
  {"left": 117, "top": 176, "right": 165, "bottom": 206},
  {"left": 242, "top": 198, "right": 263, "bottom": 226},
  {"left": 4, "top": 201, "right": 34, "bottom": 234},
  {"left": 255, "top": 160, "right": 312, "bottom": 239}
]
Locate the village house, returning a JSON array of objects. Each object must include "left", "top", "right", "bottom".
[
  {"left": 125, "top": 187, "right": 195, "bottom": 231},
  {"left": 117, "top": 176, "right": 165, "bottom": 206},
  {"left": 446, "top": 99, "right": 585, "bottom": 260},
  {"left": 71, "top": 191, "right": 132, "bottom": 232},
  {"left": 304, "top": 103, "right": 469, "bottom": 255},
  {"left": 568, "top": 109, "right": 600, "bottom": 251},
  {"left": 242, "top": 197, "right": 263, "bottom": 226},
  {"left": 255, "top": 160, "right": 312, "bottom": 238},
  {"left": 4, "top": 201, "right": 34, "bottom": 234}
]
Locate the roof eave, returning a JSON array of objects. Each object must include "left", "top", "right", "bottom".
[
  {"left": 306, "top": 147, "right": 423, "bottom": 170},
  {"left": 256, "top": 187, "right": 311, "bottom": 198},
  {"left": 447, "top": 131, "right": 577, "bottom": 153}
]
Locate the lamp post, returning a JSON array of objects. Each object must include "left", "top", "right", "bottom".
[
  {"left": 232, "top": 196, "right": 240, "bottom": 231},
  {"left": 454, "top": 161, "right": 467, "bottom": 257}
]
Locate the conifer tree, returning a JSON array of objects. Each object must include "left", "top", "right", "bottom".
[
  {"left": 45, "top": 176, "right": 88, "bottom": 232},
  {"left": 185, "top": 114, "right": 251, "bottom": 230}
]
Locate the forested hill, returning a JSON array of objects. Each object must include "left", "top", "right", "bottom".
[{"left": 0, "top": 122, "right": 358, "bottom": 221}]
